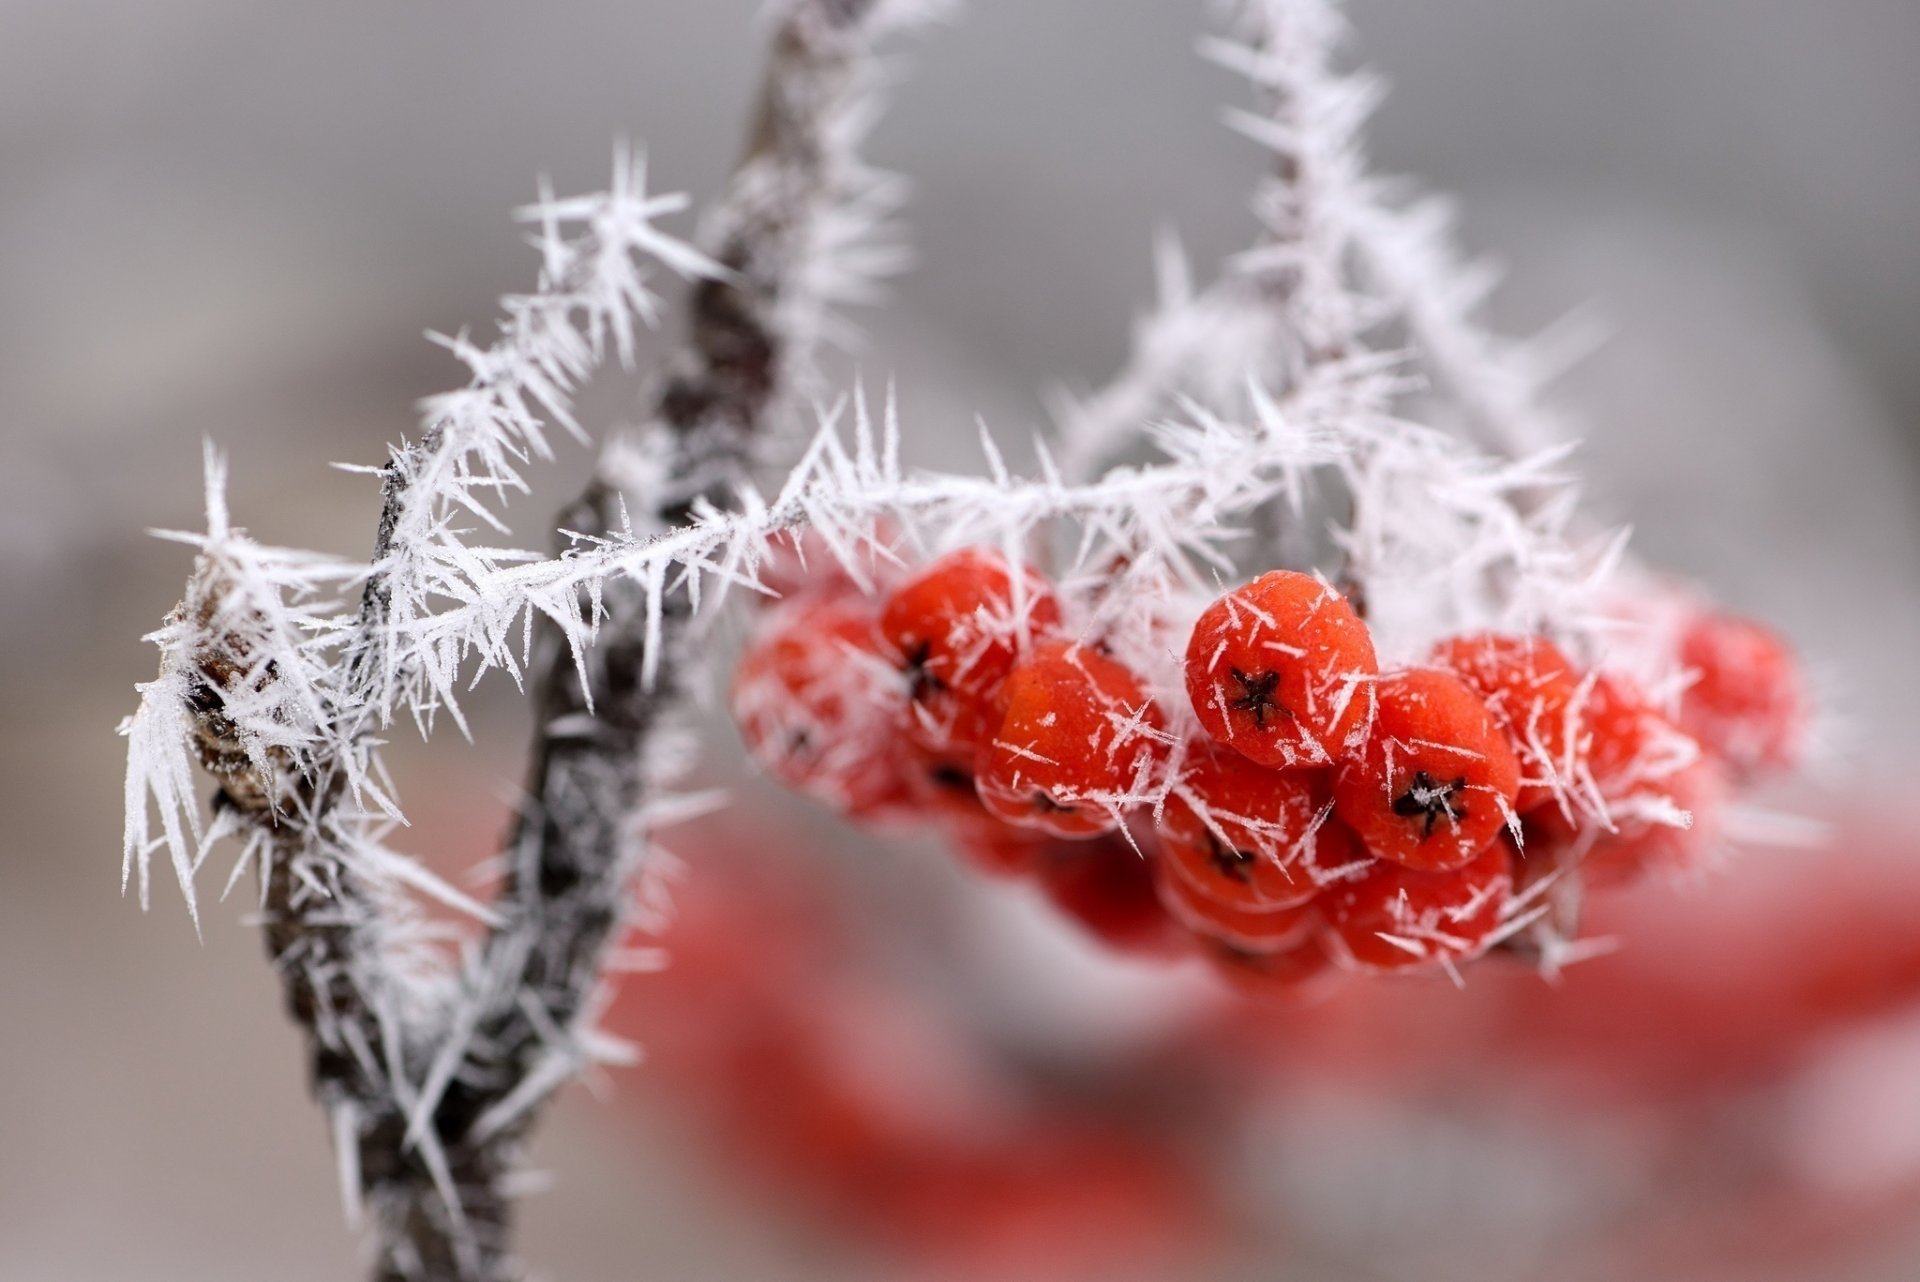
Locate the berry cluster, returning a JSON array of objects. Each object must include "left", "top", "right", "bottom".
[{"left": 733, "top": 545, "right": 1807, "bottom": 994}]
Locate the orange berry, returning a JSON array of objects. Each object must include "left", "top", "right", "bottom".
[
  {"left": 1184, "top": 570, "right": 1377, "bottom": 768},
  {"left": 1332, "top": 668, "right": 1521, "bottom": 871}
]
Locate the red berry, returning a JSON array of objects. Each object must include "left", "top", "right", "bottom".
[
  {"left": 1322, "top": 838, "right": 1515, "bottom": 972},
  {"left": 880, "top": 548, "right": 1062, "bottom": 762},
  {"left": 1577, "top": 673, "right": 1701, "bottom": 802},
  {"left": 1582, "top": 757, "right": 1731, "bottom": 889},
  {"left": 1159, "top": 745, "right": 1364, "bottom": 910},
  {"left": 1429, "top": 632, "right": 1586, "bottom": 814},
  {"left": 1184, "top": 570, "right": 1378, "bottom": 768},
  {"left": 1200, "top": 933, "right": 1340, "bottom": 1000},
  {"left": 1678, "top": 609, "right": 1806, "bottom": 775},
  {"left": 1035, "top": 835, "right": 1190, "bottom": 959},
  {"left": 1332, "top": 668, "right": 1521, "bottom": 871},
  {"left": 732, "top": 598, "right": 915, "bottom": 819},
  {"left": 977, "top": 642, "right": 1169, "bottom": 839},
  {"left": 1154, "top": 859, "right": 1319, "bottom": 952},
  {"left": 938, "top": 790, "right": 1056, "bottom": 879}
]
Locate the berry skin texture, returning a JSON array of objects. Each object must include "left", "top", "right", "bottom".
[
  {"left": 1322, "top": 838, "right": 1515, "bottom": 972},
  {"left": 1332, "top": 668, "right": 1521, "bottom": 871},
  {"left": 1185, "top": 571, "right": 1378, "bottom": 769},
  {"left": 1154, "top": 860, "right": 1320, "bottom": 953},
  {"left": 977, "top": 642, "right": 1169, "bottom": 839},
  {"left": 1429, "top": 632, "right": 1585, "bottom": 814},
  {"left": 1160, "top": 746, "right": 1360, "bottom": 910},
  {"left": 879, "top": 547, "right": 1062, "bottom": 762},
  {"left": 1678, "top": 610, "right": 1806, "bottom": 776},
  {"left": 732, "top": 597, "right": 915, "bottom": 820}
]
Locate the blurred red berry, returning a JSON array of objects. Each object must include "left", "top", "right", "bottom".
[
  {"left": 1155, "top": 859, "right": 1320, "bottom": 953},
  {"left": 1332, "top": 668, "right": 1521, "bottom": 871},
  {"left": 1035, "top": 834, "right": 1190, "bottom": 959},
  {"left": 1429, "top": 632, "right": 1586, "bottom": 813},
  {"left": 732, "top": 597, "right": 915, "bottom": 819},
  {"left": 1582, "top": 757, "right": 1731, "bottom": 888},
  {"left": 880, "top": 547, "right": 1062, "bottom": 762},
  {"left": 977, "top": 642, "right": 1169, "bottom": 838},
  {"left": 1200, "top": 933, "right": 1340, "bottom": 1000},
  {"left": 1576, "top": 671, "right": 1704, "bottom": 814},
  {"left": 1678, "top": 609, "right": 1807, "bottom": 776},
  {"left": 1160, "top": 744, "right": 1362, "bottom": 909},
  {"left": 1184, "top": 570, "right": 1377, "bottom": 768},
  {"left": 1322, "top": 837, "right": 1515, "bottom": 972}
]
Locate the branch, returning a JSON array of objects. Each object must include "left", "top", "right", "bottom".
[{"left": 345, "top": 3, "right": 936, "bottom": 1277}]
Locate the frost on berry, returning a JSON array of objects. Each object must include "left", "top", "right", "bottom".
[
  {"left": 1332, "top": 668, "right": 1520, "bottom": 872},
  {"left": 1322, "top": 838, "right": 1515, "bottom": 973},
  {"left": 1429, "top": 632, "right": 1589, "bottom": 816},
  {"left": 731, "top": 596, "right": 915, "bottom": 821},
  {"left": 1159, "top": 743, "right": 1364, "bottom": 910},
  {"left": 1677, "top": 610, "right": 1807, "bottom": 777},
  {"left": 879, "top": 547, "right": 1063, "bottom": 763},
  {"left": 977, "top": 641, "right": 1170, "bottom": 839},
  {"left": 1184, "top": 570, "right": 1377, "bottom": 769}
]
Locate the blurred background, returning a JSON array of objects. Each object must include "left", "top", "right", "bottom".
[{"left": 4, "top": 1, "right": 1919, "bottom": 1279}]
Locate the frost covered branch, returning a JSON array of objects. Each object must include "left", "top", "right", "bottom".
[
  {"left": 117, "top": 0, "right": 1762, "bottom": 1276},
  {"left": 121, "top": 2, "right": 931, "bottom": 1278}
]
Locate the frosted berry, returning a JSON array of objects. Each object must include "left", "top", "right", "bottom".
[
  {"left": 1678, "top": 610, "right": 1806, "bottom": 776},
  {"left": 1332, "top": 668, "right": 1521, "bottom": 871},
  {"left": 1429, "top": 632, "right": 1585, "bottom": 814},
  {"left": 1159, "top": 745, "right": 1362, "bottom": 910},
  {"left": 1185, "top": 571, "right": 1377, "bottom": 768},
  {"left": 977, "top": 642, "right": 1168, "bottom": 839},
  {"left": 732, "top": 598, "right": 914, "bottom": 820},
  {"left": 1579, "top": 672, "right": 1701, "bottom": 799},
  {"left": 1154, "top": 860, "right": 1319, "bottom": 953},
  {"left": 1322, "top": 838, "right": 1514, "bottom": 972},
  {"left": 879, "top": 547, "right": 1062, "bottom": 761},
  {"left": 1035, "top": 835, "right": 1190, "bottom": 959},
  {"left": 1572, "top": 757, "right": 1729, "bottom": 889}
]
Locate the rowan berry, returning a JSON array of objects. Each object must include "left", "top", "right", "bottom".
[
  {"left": 1322, "top": 837, "right": 1515, "bottom": 972},
  {"left": 1200, "top": 933, "right": 1340, "bottom": 1000},
  {"left": 936, "top": 787, "right": 1057, "bottom": 879},
  {"left": 879, "top": 547, "right": 1063, "bottom": 761},
  {"left": 1429, "top": 632, "right": 1585, "bottom": 814},
  {"left": 1578, "top": 672, "right": 1701, "bottom": 801},
  {"left": 1332, "top": 668, "right": 1521, "bottom": 871},
  {"left": 1159, "top": 745, "right": 1362, "bottom": 910},
  {"left": 1581, "top": 757, "right": 1730, "bottom": 888},
  {"left": 1185, "top": 570, "right": 1377, "bottom": 768},
  {"left": 1035, "top": 835, "right": 1190, "bottom": 959},
  {"left": 732, "top": 597, "right": 915, "bottom": 819},
  {"left": 976, "top": 642, "right": 1169, "bottom": 839},
  {"left": 1677, "top": 609, "right": 1806, "bottom": 776},
  {"left": 1154, "top": 859, "right": 1320, "bottom": 953}
]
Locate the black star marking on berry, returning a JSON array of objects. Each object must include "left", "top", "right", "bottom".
[
  {"left": 1205, "top": 832, "right": 1257, "bottom": 883},
  {"left": 1226, "top": 667, "right": 1287, "bottom": 729},
  {"left": 902, "top": 640, "right": 945, "bottom": 703},
  {"left": 1391, "top": 771, "right": 1470, "bottom": 838}
]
